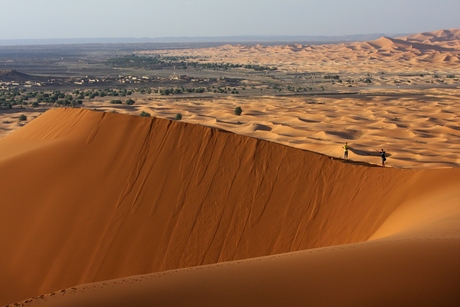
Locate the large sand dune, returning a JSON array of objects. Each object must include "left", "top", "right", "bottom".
[{"left": 1, "top": 108, "right": 460, "bottom": 306}]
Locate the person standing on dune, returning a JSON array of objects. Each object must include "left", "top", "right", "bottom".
[
  {"left": 378, "top": 149, "right": 387, "bottom": 166},
  {"left": 342, "top": 142, "right": 350, "bottom": 161}
]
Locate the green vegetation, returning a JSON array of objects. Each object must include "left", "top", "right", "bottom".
[
  {"left": 0, "top": 83, "right": 243, "bottom": 111},
  {"left": 175, "top": 113, "right": 183, "bottom": 120},
  {"left": 18, "top": 114, "right": 27, "bottom": 121},
  {"left": 107, "top": 55, "right": 277, "bottom": 72},
  {"left": 140, "top": 111, "right": 151, "bottom": 117},
  {"left": 107, "top": 55, "right": 189, "bottom": 70},
  {"left": 234, "top": 106, "right": 243, "bottom": 116},
  {"left": 0, "top": 89, "right": 86, "bottom": 108},
  {"left": 159, "top": 87, "right": 207, "bottom": 95}
]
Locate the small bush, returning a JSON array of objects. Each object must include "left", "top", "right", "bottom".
[
  {"left": 19, "top": 114, "right": 27, "bottom": 121},
  {"left": 110, "top": 100, "right": 122, "bottom": 104},
  {"left": 140, "top": 111, "right": 151, "bottom": 117},
  {"left": 234, "top": 106, "right": 243, "bottom": 116},
  {"left": 175, "top": 113, "right": 182, "bottom": 120},
  {"left": 126, "top": 99, "right": 135, "bottom": 105}
]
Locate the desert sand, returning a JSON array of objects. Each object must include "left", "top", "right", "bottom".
[
  {"left": 3, "top": 90, "right": 460, "bottom": 169},
  {"left": 1, "top": 29, "right": 460, "bottom": 306}
]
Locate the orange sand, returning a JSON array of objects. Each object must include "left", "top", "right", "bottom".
[
  {"left": 1, "top": 29, "right": 460, "bottom": 306},
  {"left": 0, "top": 108, "right": 459, "bottom": 306}
]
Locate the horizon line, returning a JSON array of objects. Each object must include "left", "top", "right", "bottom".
[{"left": 0, "top": 32, "right": 409, "bottom": 46}]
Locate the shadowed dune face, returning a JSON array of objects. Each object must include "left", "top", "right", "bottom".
[
  {"left": 0, "top": 108, "right": 430, "bottom": 304},
  {"left": 0, "top": 109, "right": 460, "bottom": 306}
]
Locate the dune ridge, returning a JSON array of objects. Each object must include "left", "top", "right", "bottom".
[{"left": 1, "top": 108, "right": 460, "bottom": 306}]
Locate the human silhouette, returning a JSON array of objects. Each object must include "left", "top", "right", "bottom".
[
  {"left": 342, "top": 142, "right": 350, "bottom": 161},
  {"left": 378, "top": 149, "right": 387, "bottom": 166}
]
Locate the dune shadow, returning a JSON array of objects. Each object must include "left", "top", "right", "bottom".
[
  {"left": 328, "top": 131, "right": 354, "bottom": 140},
  {"left": 251, "top": 124, "right": 272, "bottom": 132},
  {"left": 327, "top": 130, "right": 361, "bottom": 140},
  {"left": 350, "top": 148, "right": 391, "bottom": 157},
  {"left": 298, "top": 117, "right": 318, "bottom": 123},
  {"left": 330, "top": 156, "right": 381, "bottom": 167}
]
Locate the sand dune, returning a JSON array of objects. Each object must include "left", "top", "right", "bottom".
[
  {"left": 2, "top": 29, "right": 460, "bottom": 306},
  {"left": 369, "top": 36, "right": 455, "bottom": 52},
  {"left": 405, "top": 29, "right": 460, "bottom": 45},
  {"left": 1, "top": 108, "right": 460, "bottom": 306}
]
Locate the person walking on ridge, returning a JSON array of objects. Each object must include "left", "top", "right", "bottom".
[
  {"left": 342, "top": 142, "right": 350, "bottom": 161},
  {"left": 378, "top": 149, "right": 387, "bottom": 166}
]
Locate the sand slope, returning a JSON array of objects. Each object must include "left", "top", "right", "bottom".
[{"left": 1, "top": 108, "right": 460, "bottom": 306}]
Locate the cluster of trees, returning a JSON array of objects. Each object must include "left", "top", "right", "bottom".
[
  {"left": 211, "top": 86, "right": 239, "bottom": 94},
  {"left": 187, "top": 62, "right": 277, "bottom": 71},
  {"left": 73, "top": 88, "right": 134, "bottom": 99},
  {"left": 36, "top": 91, "right": 81, "bottom": 106},
  {"left": 1, "top": 83, "right": 247, "bottom": 110},
  {"left": 0, "top": 89, "right": 82, "bottom": 108},
  {"left": 1, "top": 88, "right": 138, "bottom": 109},
  {"left": 107, "top": 55, "right": 189, "bottom": 70},
  {"left": 285, "top": 85, "right": 314, "bottom": 92},
  {"left": 107, "top": 55, "right": 277, "bottom": 72},
  {"left": 0, "top": 89, "right": 24, "bottom": 108},
  {"left": 110, "top": 98, "right": 135, "bottom": 105},
  {"left": 158, "top": 86, "right": 240, "bottom": 95}
]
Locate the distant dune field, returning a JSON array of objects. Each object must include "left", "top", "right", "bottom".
[
  {"left": 1, "top": 29, "right": 460, "bottom": 306},
  {"left": 138, "top": 29, "right": 460, "bottom": 73}
]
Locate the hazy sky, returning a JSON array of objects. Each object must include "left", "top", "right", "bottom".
[{"left": 1, "top": 0, "right": 459, "bottom": 39}]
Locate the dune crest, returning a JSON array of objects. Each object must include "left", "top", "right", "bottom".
[
  {"left": 404, "top": 28, "right": 460, "bottom": 44},
  {"left": 1, "top": 108, "right": 460, "bottom": 306}
]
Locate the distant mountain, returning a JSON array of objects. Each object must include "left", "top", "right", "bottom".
[
  {"left": 0, "top": 70, "right": 41, "bottom": 82},
  {"left": 0, "top": 69, "right": 28, "bottom": 78},
  {"left": 3, "top": 30, "right": 460, "bottom": 47},
  {"left": 0, "top": 33, "right": 405, "bottom": 46}
]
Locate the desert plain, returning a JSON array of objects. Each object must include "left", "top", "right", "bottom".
[{"left": 1, "top": 29, "right": 460, "bottom": 306}]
